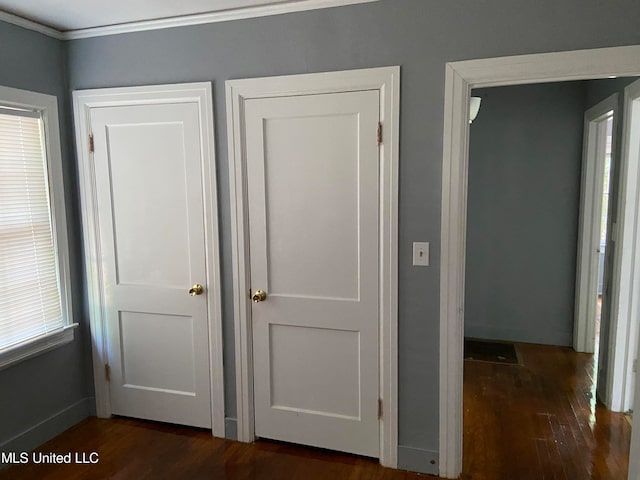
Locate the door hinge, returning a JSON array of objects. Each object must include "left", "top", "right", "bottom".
[
  {"left": 376, "top": 122, "right": 383, "bottom": 146},
  {"left": 378, "top": 398, "right": 383, "bottom": 419},
  {"left": 105, "top": 364, "right": 111, "bottom": 382},
  {"left": 89, "top": 133, "right": 94, "bottom": 153}
]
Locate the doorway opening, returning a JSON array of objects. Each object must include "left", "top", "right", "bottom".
[
  {"left": 461, "top": 80, "right": 628, "bottom": 479},
  {"left": 574, "top": 98, "right": 617, "bottom": 366},
  {"left": 596, "top": 114, "right": 614, "bottom": 352},
  {"left": 439, "top": 46, "right": 640, "bottom": 480}
]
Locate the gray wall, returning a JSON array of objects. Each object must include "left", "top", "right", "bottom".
[
  {"left": 464, "top": 82, "right": 587, "bottom": 346},
  {"left": 586, "top": 78, "right": 638, "bottom": 110},
  {"left": 0, "top": 21, "right": 91, "bottom": 452},
  {"left": 0, "top": 0, "right": 636, "bottom": 473},
  {"left": 65, "top": 0, "right": 640, "bottom": 469}
]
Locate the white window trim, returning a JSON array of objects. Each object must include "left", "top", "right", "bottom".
[{"left": 0, "top": 85, "right": 75, "bottom": 370}]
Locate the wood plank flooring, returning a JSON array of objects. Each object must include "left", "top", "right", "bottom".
[
  {"left": 0, "top": 343, "right": 631, "bottom": 479},
  {"left": 0, "top": 417, "right": 424, "bottom": 480},
  {"left": 462, "top": 342, "right": 631, "bottom": 480}
]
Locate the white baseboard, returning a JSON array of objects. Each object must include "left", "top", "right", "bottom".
[{"left": 0, "top": 397, "right": 92, "bottom": 464}]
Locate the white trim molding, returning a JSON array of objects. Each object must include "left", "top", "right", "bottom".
[
  {"left": 0, "top": 0, "right": 379, "bottom": 40},
  {"left": 0, "top": 325, "right": 78, "bottom": 371},
  {"left": 0, "top": 397, "right": 91, "bottom": 455},
  {"left": 439, "top": 45, "right": 640, "bottom": 479},
  {"left": 607, "top": 78, "right": 640, "bottom": 413},
  {"left": 574, "top": 94, "right": 618, "bottom": 355},
  {"left": 0, "top": 85, "right": 76, "bottom": 370},
  {"left": 72, "top": 82, "right": 225, "bottom": 438},
  {"left": 226, "top": 66, "right": 400, "bottom": 468},
  {"left": 0, "top": 10, "right": 64, "bottom": 39}
]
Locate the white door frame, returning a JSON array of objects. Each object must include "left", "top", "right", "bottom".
[
  {"left": 608, "top": 78, "right": 640, "bottom": 413},
  {"left": 574, "top": 94, "right": 618, "bottom": 355},
  {"left": 439, "top": 45, "right": 640, "bottom": 479},
  {"left": 72, "top": 83, "right": 226, "bottom": 437},
  {"left": 631, "top": 371, "right": 640, "bottom": 480},
  {"left": 226, "top": 66, "right": 400, "bottom": 468}
]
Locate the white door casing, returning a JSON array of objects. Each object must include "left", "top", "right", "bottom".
[
  {"left": 246, "top": 90, "right": 380, "bottom": 456},
  {"left": 608, "top": 78, "right": 640, "bottom": 413},
  {"left": 439, "top": 46, "right": 640, "bottom": 479},
  {"left": 91, "top": 103, "right": 212, "bottom": 427},
  {"left": 574, "top": 94, "right": 617, "bottom": 356},
  {"left": 630, "top": 365, "right": 640, "bottom": 480},
  {"left": 73, "top": 83, "right": 225, "bottom": 436},
  {"left": 226, "top": 67, "right": 399, "bottom": 467}
]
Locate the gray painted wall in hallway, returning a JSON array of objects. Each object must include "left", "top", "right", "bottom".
[
  {"left": 0, "top": 21, "right": 90, "bottom": 446},
  {"left": 64, "top": 0, "right": 640, "bottom": 457},
  {"left": 464, "top": 82, "right": 587, "bottom": 346}
]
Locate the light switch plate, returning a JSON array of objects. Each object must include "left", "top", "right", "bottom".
[{"left": 413, "top": 242, "right": 429, "bottom": 266}]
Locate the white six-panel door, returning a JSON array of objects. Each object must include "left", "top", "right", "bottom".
[
  {"left": 245, "top": 90, "right": 381, "bottom": 457},
  {"left": 90, "top": 102, "right": 212, "bottom": 428}
]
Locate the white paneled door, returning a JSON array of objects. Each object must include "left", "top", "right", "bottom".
[
  {"left": 90, "top": 102, "right": 212, "bottom": 428},
  {"left": 245, "top": 90, "right": 381, "bottom": 457}
]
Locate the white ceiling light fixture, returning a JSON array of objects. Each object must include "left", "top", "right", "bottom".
[{"left": 469, "top": 96, "right": 481, "bottom": 124}]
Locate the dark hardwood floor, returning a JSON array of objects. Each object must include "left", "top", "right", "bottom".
[
  {"left": 462, "top": 342, "right": 631, "bottom": 480},
  {"left": 1, "top": 343, "right": 631, "bottom": 479},
  {"left": 0, "top": 417, "right": 425, "bottom": 480}
]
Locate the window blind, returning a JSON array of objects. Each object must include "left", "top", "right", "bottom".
[{"left": 0, "top": 108, "right": 64, "bottom": 352}]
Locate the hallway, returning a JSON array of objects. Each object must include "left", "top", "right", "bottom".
[{"left": 463, "top": 342, "right": 631, "bottom": 479}]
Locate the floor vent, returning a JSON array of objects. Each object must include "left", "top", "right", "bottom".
[{"left": 464, "top": 339, "right": 520, "bottom": 365}]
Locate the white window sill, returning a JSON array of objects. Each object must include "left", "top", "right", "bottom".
[{"left": 0, "top": 323, "right": 79, "bottom": 371}]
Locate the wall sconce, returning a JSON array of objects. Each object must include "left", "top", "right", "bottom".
[{"left": 469, "top": 96, "right": 482, "bottom": 124}]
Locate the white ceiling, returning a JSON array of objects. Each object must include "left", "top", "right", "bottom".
[{"left": 0, "top": 0, "right": 375, "bottom": 35}]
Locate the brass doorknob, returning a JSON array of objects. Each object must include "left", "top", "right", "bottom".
[
  {"left": 252, "top": 290, "right": 267, "bottom": 303},
  {"left": 189, "top": 284, "right": 204, "bottom": 296}
]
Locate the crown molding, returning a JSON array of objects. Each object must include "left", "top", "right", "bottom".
[
  {"left": 1, "top": 0, "right": 378, "bottom": 41},
  {"left": 0, "top": 10, "right": 64, "bottom": 39}
]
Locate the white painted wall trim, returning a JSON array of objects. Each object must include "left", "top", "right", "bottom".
[
  {"left": 438, "top": 62, "right": 468, "bottom": 479},
  {"left": 608, "top": 78, "right": 640, "bottom": 413},
  {"left": 630, "top": 292, "right": 640, "bottom": 480},
  {"left": 0, "top": 0, "right": 379, "bottom": 40},
  {"left": 0, "top": 86, "right": 75, "bottom": 371},
  {"left": 574, "top": 94, "right": 618, "bottom": 355},
  {"left": 72, "top": 82, "right": 225, "bottom": 438},
  {"left": 0, "top": 397, "right": 91, "bottom": 454},
  {"left": 439, "top": 45, "right": 640, "bottom": 479},
  {"left": 0, "top": 10, "right": 64, "bottom": 39},
  {"left": 226, "top": 66, "right": 399, "bottom": 468}
]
